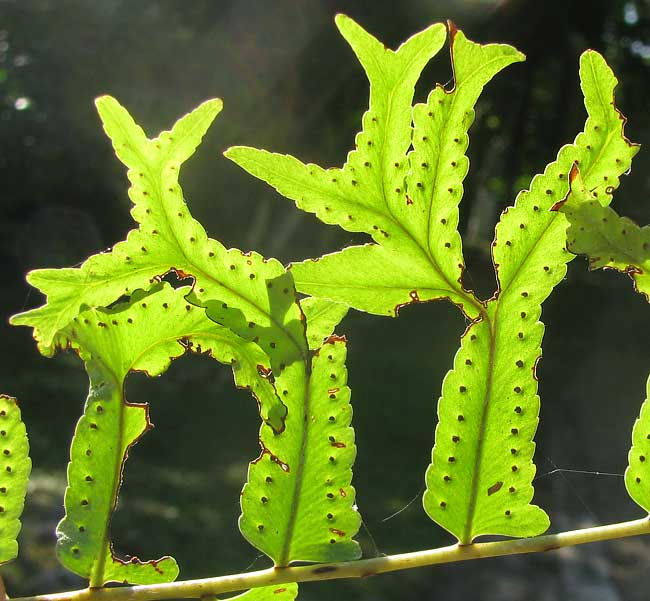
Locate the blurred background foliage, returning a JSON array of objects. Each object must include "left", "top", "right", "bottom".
[{"left": 1, "top": 0, "right": 650, "bottom": 599}]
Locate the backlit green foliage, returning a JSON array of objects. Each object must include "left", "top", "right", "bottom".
[
  {"left": 0, "top": 395, "right": 30, "bottom": 565},
  {"left": 4, "top": 12, "right": 649, "bottom": 600}
]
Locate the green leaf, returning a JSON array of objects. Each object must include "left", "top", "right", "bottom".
[
  {"left": 218, "top": 583, "right": 298, "bottom": 601},
  {"left": 227, "top": 18, "right": 523, "bottom": 319},
  {"left": 240, "top": 332, "right": 361, "bottom": 565},
  {"left": 301, "top": 297, "right": 349, "bottom": 350},
  {"left": 55, "top": 284, "right": 286, "bottom": 585},
  {"left": 423, "top": 50, "right": 638, "bottom": 543},
  {"left": 554, "top": 165, "right": 650, "bottom": 301},
  {"left": 625, "top": 375, "right": 650, "bottom": 513},
  {"left": 10, "top": 96, "right": 306, "bottom": 375},
  {"left": 0, "top": 395, "right": 31, "bottom": 565}
]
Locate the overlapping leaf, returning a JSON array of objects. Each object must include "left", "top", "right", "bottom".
[
  {"left": 0, "top": 395, "right": 31, "bottom": 565},
  {"left": 554, "top": 167, "right": 650, "bottom": 300},
  {"left": 424, "top": 50, "right": 639, "bottom": 542},
  {"left": 626, "top": 375, "right": 650, "bottom": 513},
  {"left": 227, "top": 17, "right": 522, "bottom": 319},
  {"left": 56, "top": 283, "right": 290, "bottom": 585}
]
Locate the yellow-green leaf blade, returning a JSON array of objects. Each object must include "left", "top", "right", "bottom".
[
  {"left": 556, "top": 167, "right": 650, "bottom": 300},
  {"left": 56, "top": 285, "right": 287, "bottom": 585},
  {"left": 0, "top": 395, "right": 31, "bottom": 565},
  {"left": 424, "top": 298, "right": 549, "bottom": 542},
  {"left": 292, "top": 244, "right": 472, "bottom": 317},
  {"left": 240, "top": 335, "right": 360, "bottom": 565},
  {"left": 11, "top": 97, "right": 307, "bottom": 374},
  {"left": 626, "top": 375, "right": 650, "bottom": 513}
]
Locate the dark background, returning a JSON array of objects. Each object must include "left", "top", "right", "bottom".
[{"left": 1, "top": 0, "right": 650, "bottom": 599}]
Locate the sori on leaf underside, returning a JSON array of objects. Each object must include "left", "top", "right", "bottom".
[{"left": 4, "top": 12, "right": 650, "bottom": 599}]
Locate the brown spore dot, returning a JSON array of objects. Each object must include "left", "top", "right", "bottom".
[
  {"left": 520, "top": 312, "right": 526, "bottom": 319},
  {"left": 261, "top": 496, "right": 268, "bottom": 504},
  {"left": 81, "top": 499, "right": 89, "bottom": 506},
  {"left": 514, "top": 406, "right": 522, "bottom": 414},
  {"left": 511, "top": 465, "right": 519, "bottom": 472},
  {"left": 457, "top": 415, "right": 465, "bottom": 422},
  {"left": 448, "top": 456, "right": 456, "bottom": 463},
  {"left": 452, "top": 435, "right": 460, "bottom": 443},
  {"left": 86, "top": 449, "right": 92, "bottom": 456},
  {"left": 465, "top": 359, "right": 472, "bottom": 366},
  {"left": 543, "top": 266, "right": 550, "bottom": 272},
  {"left": 519, "top": 223, "right": 525, "bottom": 230},
  {"left": 127, "top": 318, "right": 133, "bottom": 324},
  {"left": 470, "top": 334, "right": 477, "bottom": 341},
  {"left": 518, "top": 332, "right": 524, "bottom": 339},
  {"left": 440, "top": 501, "right": 447, "bottom": 509},
  {"left": 505, "top": 510, "right": 511, "bottom": 516},
  {"left": 521, "top": 291, "right": 529, "bottom": 297},
  {"left": 249, "top": 273, "right": 256, "bottom": 280},
  {"left": 327, "top": 513, "right": 334, "bottom": 520},
  {"left": 516, "top": 360, "right": 524, "bottom": 368},
  {"left": 511, "top": 448, "right": 518, "bottom": 455},
  {"left": 329, "top": 456, "right": 336, "bottom": 463},
  {"left": 330, "top": 539, "right": 336, "bottom": 544},
  {"left": 509, "top": 486, "right": 516, "bottom": 493},
  {"left": 258, "top": 524, "right": 265, "bottom": 531},
  {"left": 459, "top": 385, "right": 467, "bottom": 393},
  {"left": 265, "top": 476, "right": 273, "bottom": 483},
  {"left": 511, "top": 428, "right": 519, "bottom": 435},
  {"left": 0, "top": 488, "right": 5, "bottom": 494},
  {"left": 440, "top": 218, "right": 447, "bottom": 225},
  {"left": 533, "top": 206, "right": 539, "bottom": 212},
  {"left": 640, "top": 455, "right": 646, "bottom": 462},
  {"left": 78, "top": 526, "right": 85, "bottom": 532},
  {"left": 328, "top": 415, "right": 336, "bottom": 422},
  {"left": 327, "top": 492, "right": 335, "bottom": 499},
  {"left": 513, "top": 386, "right": 522, "bottom": 394},
  {"left": 89, "top": 423, "right": 98, "bottom": 430},
  {"left": 636, "top": 477, "right": 642, "bottom": 484},
  {"left": 85, "top": 475, "right": 93, "bottom": 482}
]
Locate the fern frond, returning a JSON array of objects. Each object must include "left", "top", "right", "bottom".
[
  {"left": 0, "top": 395, "right": 31, "bottom": 565},
  {"left": 424, "top": 50, "right": 639, "bottom": 543},
  {"left": 227, "top": 18, "right": 521, "bottom": 319}
]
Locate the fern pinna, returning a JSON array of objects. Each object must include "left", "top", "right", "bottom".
[{"left": 3, "top": 13, "right": 650, "bottom": 601}]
